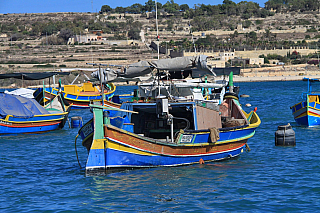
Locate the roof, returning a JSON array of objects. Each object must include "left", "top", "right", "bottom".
[{"left": 0, "top": 72, "right": 70, "bottom": 80}]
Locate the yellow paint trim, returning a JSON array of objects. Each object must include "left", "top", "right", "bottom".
[
  {"left": 2, "top": 118, "right": 64, "bottom": 124},
  {"left": 295, "top": 112, "right": 307, "bottom": 119},
  {"left": 4, "top": 113, "right": 67, "bottom": 123},
  {"left": 45, "top": 83, "right": 116, "bottom": 99},
  {"left": 91, "top": 139, "right": 105, "bottom": 150},
  {"left": 106, "top": 139, "right": 155, "bottom": 156}
]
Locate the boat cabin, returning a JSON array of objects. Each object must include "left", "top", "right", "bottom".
[
  {"left": 109, "top": 97, "right": 248, "bottom": 141},
  {"left": 64, "top": 82, "right": 99, "bottom": 94}
]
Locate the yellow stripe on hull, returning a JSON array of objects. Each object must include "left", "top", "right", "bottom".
[
  {"left": 91, "top": 139, "right": 105, "bottom": 149},
  {"left": 91, "top": 138, "right": 156, "bottom": 156},
  {"left": 107, "top": 139, "right": 156, "bottom": 156},
  {"left": 295, "top": 111, "right": 307, "bottom": 119}
]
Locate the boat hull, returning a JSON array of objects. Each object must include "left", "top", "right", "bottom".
[
  {"left": 79, "top": 98, "right": 260, "bottom": 174},
  {"left": 292, "top": 101, "right": 320, "bottom": 126},
  {"left": 0, "top": 114, "right": 66, "bottom": 135},
  {"left": 34, "top": 84, "right": 116, "bottom": 109},
  {"left": 85, "top": 124, "right": 256, "bottom": 173}
]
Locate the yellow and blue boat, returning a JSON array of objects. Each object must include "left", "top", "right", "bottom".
[
  {"left": 77, "top": 94, "right": 260, "bottom": 174},
  {"left": 34, "top": 82, "right": 116, "bottom": 109},
  {"left": 290, "top": 78, "right": 320, "bottom": 126},
  {"left": 0, "top": 93, "right": 71, "bottom": 135},
  {"left": 75, "top": 57, "right": 260, "bottom": 175}
]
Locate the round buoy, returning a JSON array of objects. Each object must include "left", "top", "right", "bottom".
[
  {"left": 199, "top": 158, "right": 205, "bottom": 164},
  {"left": 240, "top": 94, "right": 250, "bottom": 98},
  {"left": 245, "top": 103, "right": 252, "bottom": 107},
  {"left": 275, "top": 123, "right": 295, "bottom": 146},
  {"left": 71, "top": 116, "right": 83, "bottom": 128}
]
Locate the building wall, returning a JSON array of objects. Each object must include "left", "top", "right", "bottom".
[
  {"left": 183, "top": 47, "right": 316, "bottom": 59},
  {"left": 249, "top": 58, "right": 264, "bottom": 65},
  {"left": 207, "top": 59, "right": 225, "bottom": 68}
]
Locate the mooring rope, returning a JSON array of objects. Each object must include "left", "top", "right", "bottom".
[
  {"left": 74, "top": 134, "right": 82, "bottom": 168},
  {"left": 245, "top": 143, "right": 251, "bottom": 152}
]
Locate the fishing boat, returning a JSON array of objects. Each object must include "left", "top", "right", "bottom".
[
  {"left": 290, "top": 78, "right": 320, "bottom": 126},
  {"left": 32, "top": 68, "right": 116, "bottom": 109},
  {"left": 0, "top": 92, "right": 71, "bottom": 135},
  {"left": 75, "top": 56, "right": 260, "bottom": 174},
  {"left": 4, "top": 88, "right": 36, "bottom": 99},
  {"left": 34, "top": 82, "right": 116, "bottom": 109}
]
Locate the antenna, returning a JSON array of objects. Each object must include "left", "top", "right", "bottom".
[{"left": 91, "top": 0, "right": 93, "bottom": 14}]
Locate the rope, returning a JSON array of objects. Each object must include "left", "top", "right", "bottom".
[
  {"left": 74, "top": 134, "right": 82, "bottom": 168},
  {"left": 245, "top": 143, "right": 251, "bottom": 152},
  {"left": 173, "top": 117, "right": 190, "bottom": 139},
  {"left": 67, "top": 118, "right": 71, "bottom": 128}
]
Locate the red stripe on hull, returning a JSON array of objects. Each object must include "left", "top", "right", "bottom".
[{"left": 0, "top": 121, "right": 61, "bottom": 128}]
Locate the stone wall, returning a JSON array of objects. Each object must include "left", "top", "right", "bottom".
[{"left": 183, "top": 47, "right": 316, "bottom": 58}]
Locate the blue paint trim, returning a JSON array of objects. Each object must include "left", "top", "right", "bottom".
[
  {"left": 104, "top": 145, "right": 244, "bottom": 167},
  {"left": 0, "top": 123, "right": 61, "bottom": 135}
]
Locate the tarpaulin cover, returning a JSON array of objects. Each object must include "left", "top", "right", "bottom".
[
  {"left": 212, "top": 67, "right": 241, "bottom": 76},
  {"left": 150, "top": 55, "right": 212, "bottom": 73},
  {"left": 0, "top": 72, "right": 70, "bottom": 80},
  {"left": 0, "top": 93, "right": 49, "bottom": 119},
  {"left": 90, "top": 55, "right": 214, "bottom": 83}
]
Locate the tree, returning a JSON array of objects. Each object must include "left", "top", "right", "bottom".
[
  {"left": 115, "top": 7, "right": 126, "bottom": 13},
  {"left": 163, "top": 0, "right": 180, "bottom": 14},
  {"left": 42, "top": 24, "right": 57, "bottom": 36},
  {"left": 128, "top": 28, "right": 141, "bottom": 40},
  {"left": 101, "top": 5, "right": 112, "bottom": 13},
  {"left": 221, "top": 0, "right": 237, "bottom": 16},
  {"left": 180, "top": 4, "right": 189, "bottom": 11},
  {"left": 59, "top": 28, "right": 74, "bottom": 42},
  {"left": 129, "top": 3, "right": 144, "bottom": 14},
  {"left": 145, "top": 0, "right": 155, "bottom": 12}
]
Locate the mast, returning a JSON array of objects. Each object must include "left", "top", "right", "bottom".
[
  {"left": 99, "top": 64, "right": 104, "bottom": 105},
  {"left": 155, "top": 0, "right": 159, "bottom": 60},
  {"left": 155, "top": 0, "right": 161, "bottom": 97},
  {"left": 189, "top": 22, "right": 197, "bottom": 53}
]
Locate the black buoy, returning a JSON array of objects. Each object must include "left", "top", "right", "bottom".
[{"left": 275, "top": 123, "right": 295, "bottom": 146}]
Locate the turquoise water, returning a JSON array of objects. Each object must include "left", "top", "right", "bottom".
[{"left": 1, "top": 82, "right": 320, "bottom": 212}]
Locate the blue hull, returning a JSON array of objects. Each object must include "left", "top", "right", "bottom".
[
  {"left": 0, "top": 122, "right": 61, "bottom": 135},
  {"left": 292, "top": 101, "right": 320, "bottom": 127},
  {"left": 105, "top": 144, "right": 244, "bottom": 168}
]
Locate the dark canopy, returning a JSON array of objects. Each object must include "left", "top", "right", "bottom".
[
  {"left": 212, "top": 67, "right": 241, "bottom": 76},
  {"left": 0, "top": 72, "right": 70, "bottom": 80}
]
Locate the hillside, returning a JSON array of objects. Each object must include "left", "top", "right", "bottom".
[{"left": 1, "top": 8, "right": 320, "bottom": 87}]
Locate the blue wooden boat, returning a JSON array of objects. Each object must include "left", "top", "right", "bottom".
[
  {"left": 77, "top": 92, "right": 260, "bottom": 174},
  {"left": 290, "top": 78, "right": 320, "bottom": 126},
  {"left": 0, "top": 93, "right": 71, "bottom": 135},
  {"left": 75, "top": 57, "right": 260, "bottom": 174}
]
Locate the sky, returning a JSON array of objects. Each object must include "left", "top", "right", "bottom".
[{"left": 0, "top": 0, "right": 268, "bottom": 14}]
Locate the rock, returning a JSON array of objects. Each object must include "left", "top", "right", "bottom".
[{"left": 240, "top": 94, "right": 250, "bottom": 97}]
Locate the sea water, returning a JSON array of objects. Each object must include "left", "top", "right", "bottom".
[{"left": 1, "top": 81, "right": 320, "bottom": 212}]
